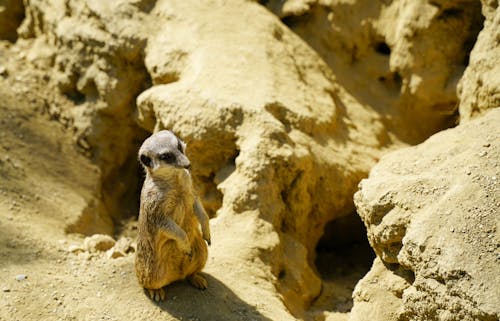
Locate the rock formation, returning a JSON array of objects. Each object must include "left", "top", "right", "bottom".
[
  {"left": 0, "top": 0, "right": 498, "bottom": 320},
  {"left": 353, "top": 109, "right": 499, "bottom": 321},
  {"left": 458, "top": 0, "right": 500, "bottom": 121}
]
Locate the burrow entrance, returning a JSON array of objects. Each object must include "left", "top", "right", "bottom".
[{"left": 309, "top": 212, "right": 375, "bottom": 317}]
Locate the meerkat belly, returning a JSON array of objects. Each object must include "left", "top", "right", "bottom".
[
  {"left": 157, "top": 240, "right": 190, "bottom": 284},
  {"left": 156, "top": 215, "right": 207, "bottom": 283}
]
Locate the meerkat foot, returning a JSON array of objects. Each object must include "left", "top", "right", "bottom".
[
  {"left": 187, "top": 273, "right": 207, "bottom": 290},
  {"left": 147, "top": 288, "right": 166, "bottom": 301}
]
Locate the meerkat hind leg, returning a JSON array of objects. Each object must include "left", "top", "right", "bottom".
[
  {"left": 147, "top": 287, "right": 166, "bottom": 302},
  {"left": 187, "top": 273, "right": 208, "bottom": 290}
]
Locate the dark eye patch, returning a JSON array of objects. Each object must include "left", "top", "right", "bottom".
[
  {"left": 140, "top": 155, "right": 152, "bottom": 167},
  {"left": 177, "top": 140, "right": 184, "bottom": 153},
  {"left": 159, "top": 152, "right": 176, "bottom": 163}
]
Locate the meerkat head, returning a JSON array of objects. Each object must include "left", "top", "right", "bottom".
[{"left": 138, "top": 130, "right": 190, "bottom": 175}]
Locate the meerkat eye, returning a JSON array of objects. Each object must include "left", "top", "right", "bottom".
[
  {"left": 177, "top": 140, "right": 184, "bottom": 154},
  {"left": 140, "top": 155, "right": 152, "bottom": 167},
  {"left": 159, "top": 152, "right": 176, "bottom": 163}
]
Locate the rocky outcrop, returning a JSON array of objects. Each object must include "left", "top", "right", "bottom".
[
  {"left": 18, "top": 0, "right": 152, "bottom": 231},
  {"left": 353, "top": 108, "right": 500, "bottom": 321},
  {"left": 4, "top": 0, "right": 496, "bottom": 319},
  {"left": 264, "top": 0, "right": 483, "bottom": 144},
  {"left": 458, "top": 1, "right": 500, "bottom": 121},
  {"left": 8, "top": 0, "right": 387, "bottom": 316},
  {"left": 136, "top": 1, "right": 387, "bottom": 314}
]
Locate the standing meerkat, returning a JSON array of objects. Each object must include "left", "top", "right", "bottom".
[{"left": 135, "top": 130, "right": 211, "bottom": 301}]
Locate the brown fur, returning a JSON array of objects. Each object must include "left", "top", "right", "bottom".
[{"left": 135, "top": 167, "right": 208, "bottom": 297}]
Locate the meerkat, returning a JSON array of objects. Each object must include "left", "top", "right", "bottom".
[{"left": 135, "top": 130, "right": 211, "bottom": 301}]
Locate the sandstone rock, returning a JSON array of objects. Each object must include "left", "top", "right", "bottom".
[
  {"left": 83, "top": 234, "right": 116, "bottom": 253},
  {"left": 353, "top": 108, "right": 500, "bottom": 321},
  {"left": 136, "top": 0, "right": 386, "bottom": 314},
  {"left": 5, "top": 0, "right": 495, "bottom": 318},
  {"left": 458, "top": 2, "right": 500, "bottom": 121},
  {"left": 264, "top": 0, "right": 483, "bottom": 143},
  {"left": 18, "top": 0, "right": 151, "bottom": 232},
  {"left": 350, "top": 258, "right": 412, "bottom": 321},
  {"left": 113, "top": 237, "right": 135, "bottom": 254},
  {"left": 106, "top": 248, "right": 125, "bottom": 259}
]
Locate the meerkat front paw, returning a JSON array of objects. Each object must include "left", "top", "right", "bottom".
[
  {"left": 187, "top": 273, "right": 208, "bottom": 290},
  {"left": 147, "top": 288, "right": 166, "bottom": 301},
  {"left": 179, "top": 242, "right": 192, "bottom": 258},
  {"left": 182, "top": 246, "right": 192, "bottom": 258}
]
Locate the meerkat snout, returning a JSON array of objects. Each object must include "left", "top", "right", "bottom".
[{"left": 138, "top": 130, "right": 191, "bottom": 172}]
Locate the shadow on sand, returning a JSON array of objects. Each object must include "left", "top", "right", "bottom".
[{"left": 145, "top": 273, "right": 273, "bottom": 321}]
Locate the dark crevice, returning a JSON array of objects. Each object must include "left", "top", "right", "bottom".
[
  {"left": 437, "top": 8, "right": 463, "bottom": 20},
  {"left": 462, "top": 14, "right": 485, "bottom": 67},
  {"left": 63, "top": 90, "right": 86, "bottom": 105},
  {"left": 374, "top": 41, "right": 391, "bottom": 55},
  {"left": 311, "top": 213, "right": 375, "bottom": 314},
  {"left": 0, "top": 1, "right": 25, "bottom": 42}
]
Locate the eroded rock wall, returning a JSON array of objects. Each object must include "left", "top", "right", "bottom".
[
  {"left": 17, "top": 0, "right": 153, "bottom": 232},
  {"left": 14, "top": 0, "right": 392, "bottom": 314},
  {"left": 353, "top": 108, "right": 500, "bottom": 321},
  {"left": 458, "top": 1, "right": 500, "bottom": 121},
  {"left": 5, "top": 0, "right": 496, "bottom": 318},
  {"left": 136, "top": 1, "right": 387, "bottom": 313},
  {"left": 263, "top": 0, "right": 483, "bottom": 144}
]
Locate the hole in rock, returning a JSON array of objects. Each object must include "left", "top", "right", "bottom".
[
  {"left": 374, "top": 42, "right": 391, "bottom": 55},
  {"left": 63, "top": 90, "right": 86, "bottom": 105},
  {"left": 311, "top": 213, "right": 375, "bottom": 314},
  {"left": 438, "top": 8, "right": 463, "bottom": 20},
  {"left": 111, "top": 159, "right": 146, "bottom": 239}
]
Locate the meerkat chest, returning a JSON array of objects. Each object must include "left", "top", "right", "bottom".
[
  {"left": 162, "top": 192, "right": 193, "bottom": 221},
  {"left": 161, "top": 181, "right": 195, "bottom": 221}
]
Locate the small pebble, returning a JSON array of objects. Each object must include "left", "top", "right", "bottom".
[
  {"left": 15, "top": 274, "right": 27, "bottom": 281},
  {"left": 83, "top": 234, "right": 116, "bottom": 252},
  {"left": 106, "top": 249, "right": 125, "bottom": 259},
  {"left": 2, "top": 288, "right": 10, "bottom": 292},
  {"left": 68, "top": 245, "right": 84, "bottom": 254}
]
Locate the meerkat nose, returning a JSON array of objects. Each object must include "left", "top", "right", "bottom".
[{"left": 184, "top": 163, "right": 191, "bottom": 170}]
